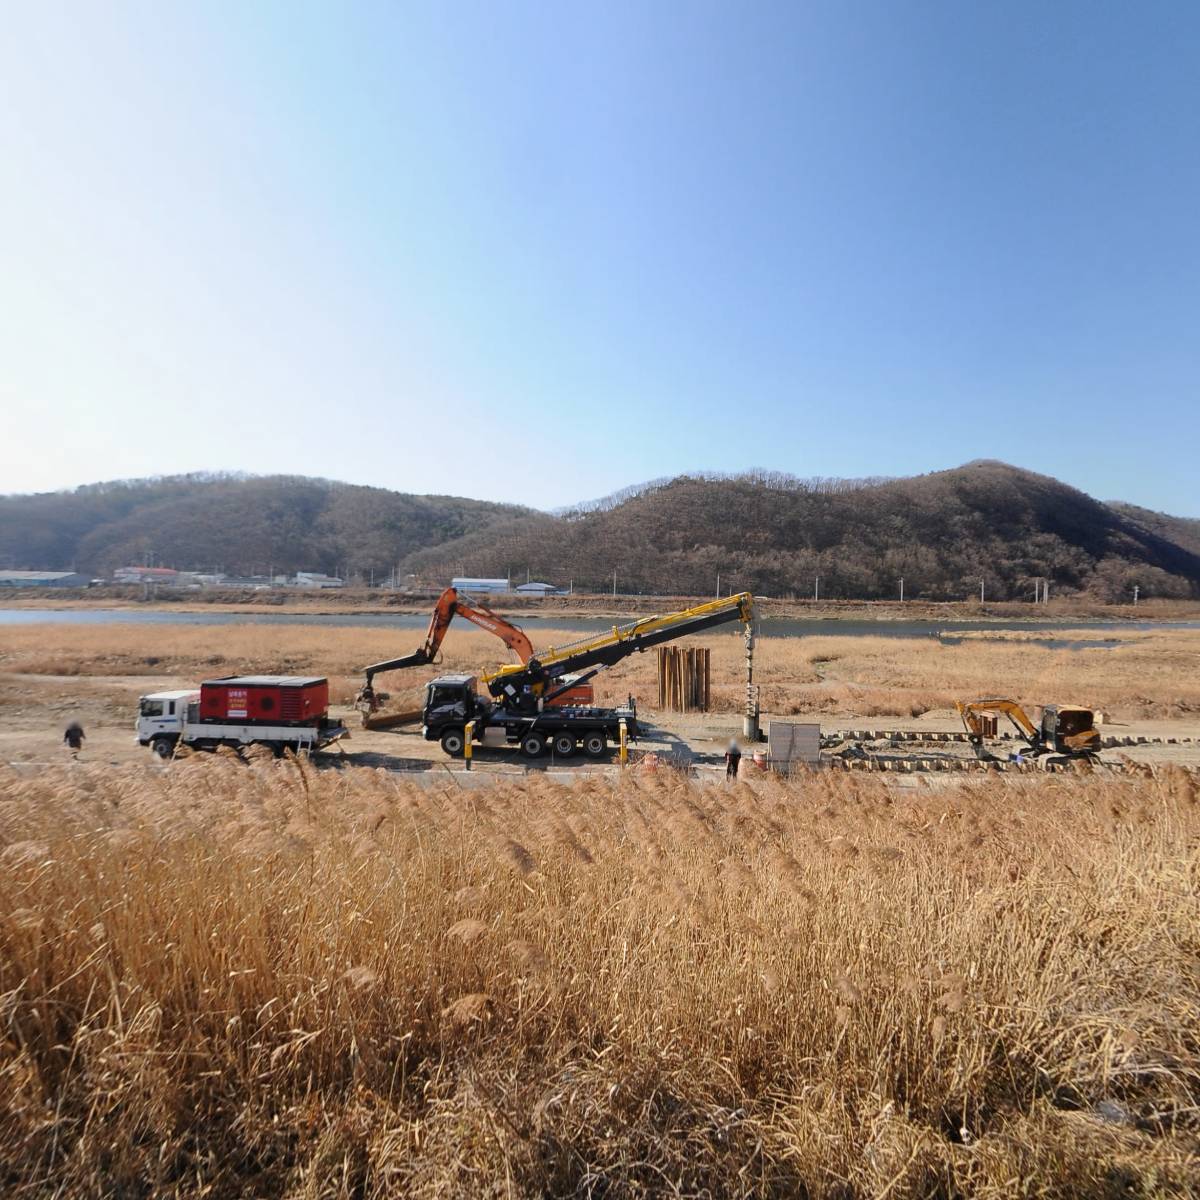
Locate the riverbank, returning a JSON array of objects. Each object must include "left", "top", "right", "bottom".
[{"left": 2, "top": 586, "right": 1196, "bottom": 622}]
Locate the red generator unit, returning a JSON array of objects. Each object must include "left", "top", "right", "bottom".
[{"left": 199, "top": 676, "right": 330, "bottom": 726}]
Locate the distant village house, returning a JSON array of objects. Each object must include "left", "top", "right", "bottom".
[{"left": 113, "top": 566, "right": 198, "bottom": 587}]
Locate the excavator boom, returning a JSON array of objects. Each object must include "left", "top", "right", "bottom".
[
  {"left": 360, "top": 588, "right": 534, "bottom": 693},
  {"left": 956, "top": 698, "right": 1040, "bottom": 744}
]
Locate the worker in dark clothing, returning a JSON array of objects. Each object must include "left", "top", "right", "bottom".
[
  {"left": 724, "top": 737, "right": 741, "bottom": 780},
  {"left": 64, "top": 721, "right": 85, "bottom": 758}
]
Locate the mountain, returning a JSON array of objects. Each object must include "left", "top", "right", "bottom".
[
  {"left": 402, "top": 462, "right": 1200, "bottom": 602},
  {"left": 2, "top": 463, "right": 1197, "bottom": 601},
  {"left": 0, "top": 474, "right": 532, "bottom": 577},
  {"left": 1108, "top": 502, "right": 1200, "bottom": 559}
]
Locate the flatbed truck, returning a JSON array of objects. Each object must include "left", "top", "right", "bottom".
[{"left": 136, "top": 675, "right": 349, "bottom": 758}]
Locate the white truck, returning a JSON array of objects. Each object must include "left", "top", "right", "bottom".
[{"left": 136, "top": 675, "right": 349, "bottom": 759}]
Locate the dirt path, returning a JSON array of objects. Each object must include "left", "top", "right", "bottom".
[{"left": 6, "top": 671, "right": 1198, "bottom": 774}]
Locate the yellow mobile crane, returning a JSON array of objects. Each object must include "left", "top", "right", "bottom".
[{"left": 419, "top": 592, "right": 754, "bottom": 759}]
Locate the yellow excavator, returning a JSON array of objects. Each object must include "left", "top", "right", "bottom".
[{"left": 956, "top": 699, "right": 1102, "bottom": 762}]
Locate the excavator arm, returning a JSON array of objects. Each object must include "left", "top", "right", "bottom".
[
  {"left": 956, "top": 699, "right": 1041, "bottom": 751},
  {"left": 456, "top": 599, "right": 534, "bottom": 663},
  {"left": 360, "top": 587, "right": 534, "bottom": 700}
]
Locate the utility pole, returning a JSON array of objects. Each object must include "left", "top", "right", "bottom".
[
  {"left": 814, "top": 575, "right": 820, "bottom": 602},
  {"left": 899, "top": 577, "right": 904, "bottom": 604},
  {"left": 612, "top": 569, "right": 617, "bottom": 598},
  {"left": 980, "top": 579, "right": 985, "bottom": 603},
  {"left": 716, "top": 571, "right": 720, "bottom": 599}
]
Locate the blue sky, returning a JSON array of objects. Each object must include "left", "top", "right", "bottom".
[{"left": 2, "top": 1, "right": 1196, "bottom": 513}]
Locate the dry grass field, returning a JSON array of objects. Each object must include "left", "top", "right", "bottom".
[
  {"left": 2, "top": 621, "right": 1199, "bottom": 723},
  {"left": 1, "top": 759, "right": 1198, "bottom": 1197}
]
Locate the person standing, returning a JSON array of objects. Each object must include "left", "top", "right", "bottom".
[
  {"left": 63, "top": 721, "right": 86, "bottom": 758},
  {"left": 724, "top": 737, "right": 741, "bottom": 780}
]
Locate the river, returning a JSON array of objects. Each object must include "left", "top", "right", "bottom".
[{"left": 1, "top": 608, "right": 1194, "bottom": 650}]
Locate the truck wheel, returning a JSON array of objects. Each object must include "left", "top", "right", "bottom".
[
  {"left": 553, "top": 732, "right": 577, "bottom": 757},
  {"left": 583, "top": 731, "right": 607, "bottom": 758},
  {"left": 440, "top": 728, "right": 466, "bottom": 758},
  {"left": 151, "top": 736, "right": 175, "bottom": 760},
  {"left": 520, "top": 731, "right": 547, "bottom": 758}
]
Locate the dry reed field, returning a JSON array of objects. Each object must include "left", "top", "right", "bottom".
[
  {"left": 2, "top": 758, "right": 1199, "bottom": 1197},
  {"left": 3, "top": 621, "right": 1199, "bottom": 722}
]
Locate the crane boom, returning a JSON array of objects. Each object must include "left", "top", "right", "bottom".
[{"left": 483, "top": 592, "right": 754, "bottom": 701}]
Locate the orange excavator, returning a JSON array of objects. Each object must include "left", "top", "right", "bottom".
[{"left": 355, "top": 587, "right": 592, "bottom": 728}]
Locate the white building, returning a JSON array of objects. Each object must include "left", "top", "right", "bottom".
[
  {"left": 451, "top": 577, "right": 510, "bottom": 594},
  {"left": 292, "top": 572, "right": 345, "bottom": 589},
  {"left": 0, "top": 570, "right": 90, "bottom": 588}
]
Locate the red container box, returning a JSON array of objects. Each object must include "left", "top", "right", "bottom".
[{"left": 199, "top": 676, "right": 329, "bottom": 726}]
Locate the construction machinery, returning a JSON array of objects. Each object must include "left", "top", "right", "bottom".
[
  {"left": 422, "top": 592, "right": 755, "bottom": 759},
  {"left": 356, "top": 587, "right": 592, "bottom": 727},
  {"left": 956, "top": 699, "right": 1102, "bottom": 763}
]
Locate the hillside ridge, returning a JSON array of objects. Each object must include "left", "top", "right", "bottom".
[
  {"left": 404, "top": 461, "right": 1200, "bottom": 602},
  {"left": 1, "top": 463, "right": 1197, "bottom": 601},
  {"left": 0, "top": 474, "right": 531, "bottom": 578}
]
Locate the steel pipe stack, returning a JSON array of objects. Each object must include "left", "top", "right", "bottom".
[{"left": 656, "top": 646, "right": 711, "bottom": 712}]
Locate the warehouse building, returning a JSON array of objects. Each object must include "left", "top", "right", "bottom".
[
  {"left": 0, "top": 570, "right": 90, "bottom": 588},
  {"left": 515, "top": 581, "right": 563, "bottom": 596},
  {"left": 451, "top": 577, "right": 510, "bottom": 594},
  {"left": 292, "top": 572, "right": 345, "bottom": 589}
]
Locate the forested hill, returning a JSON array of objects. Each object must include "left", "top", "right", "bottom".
[
  {"left": 3, "top": 463, "right": 1198, "bottom": 601},
  {"left": 1108, "top": 502, "right": 1200, "bottom": 559},
  {"left": 0, "top": 475, "right": 531, "bottom": 577},
  {"left": 403, "top": 462, "right": 1200, "bottom": 602}
]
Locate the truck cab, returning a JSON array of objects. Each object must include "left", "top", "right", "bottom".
[
  {"left": 136, "top": 690, "right": 199, "bottom": 751},
  {"left": 423, "top": 675, "right": 483, "bottom": 727}
]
